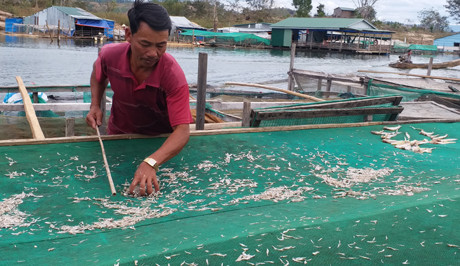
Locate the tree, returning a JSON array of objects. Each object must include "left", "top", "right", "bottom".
[
  {"left": 418, "top": 8, "right": 449, "bottom": 32},
  {"left": 292, "top": 0, "right": 311, "bottom": 17},
  {"left": 245, "top": 0, "right": 271, "bottom": 11},
  {"left": 445, "top": 0, "right": 460, "bottom": 23},
  {"left": 316, "top": 3, "right": 325, "bottom": 17},
  {"left": 352, "top": 0, "right": 378, "bottom": 21}
]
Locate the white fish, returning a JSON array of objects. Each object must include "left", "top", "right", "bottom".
[{"left": 383, "top": 125, "right": 401, "bottom": 131}]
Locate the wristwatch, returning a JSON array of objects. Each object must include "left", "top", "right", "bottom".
[{"left": 143, "top": 157, "right": 159, "bottom": 172}]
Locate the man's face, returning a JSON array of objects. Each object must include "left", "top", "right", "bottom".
[{"left": 126, "top": 21, "right": 169, "bottom": 68}]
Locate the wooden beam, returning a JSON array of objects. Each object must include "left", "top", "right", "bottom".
[
  {"left": 2, "top": 119, "right": 459, "bottom": 147},
  {"left": 254, "top": 107, "right": 404, "bottom": 121},
  {"left": 15, "top": 76, "right": 45, "bottom": 140}
]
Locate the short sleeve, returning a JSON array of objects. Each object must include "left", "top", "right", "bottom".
[
  {"left": 94, "top": 49, "right": 108, "bottom": 83},
  {"left": 166, "top": 84, "right": 194, "bottom": 127}
]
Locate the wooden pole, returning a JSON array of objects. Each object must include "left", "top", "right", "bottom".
[
  {"left": 195, "top": 52, "right": 208, "bottom": 130},
  {"left": 96, "top": 126, "right": 116, "bottom": 196},
  {"left": 325, "top": 79, "right": 332, "bottom": 99},
  {"left": 65, "top": 117, "right": 75, "bottom": 137},
  {"left": 357, "top": 70, "right": 460, "bottom": 82},
  {"left": 242, "top": 101, "right": 251, "bottom": 127},
  {"left": 225, "top": 82, "right": 324, "bottom": 102},
  {"left": 15, "top": 76, "right": 45, "bottom": 140},
  {"left": 317, "top": 78, "right": 322, "bottom": 92},
  {"left": 288, "top": 42, "right": 296, "bottom": 91},
  {"left": 427, "top": 57, "right": 433, "bottom": 76}
]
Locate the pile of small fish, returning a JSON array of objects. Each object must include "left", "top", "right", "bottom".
[
  {"left": 371, "top": 125, "right": 457, "bottom": 153},
  {"left": 0, "top": 192, "right": 40, "bottom": 229}
]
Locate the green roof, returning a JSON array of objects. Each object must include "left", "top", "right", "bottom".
[
  {"left": 271, "top": 17, "right": 374, "bottom": 30},
  {"left": 53, "top": 6, "right": 102, "bottom": 20}
]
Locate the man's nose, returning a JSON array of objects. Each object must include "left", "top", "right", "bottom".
[{"left": 145, "top": 47, "right": 159, "bottom": 58}]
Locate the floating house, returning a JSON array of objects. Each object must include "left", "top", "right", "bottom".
[
  {"left": 170, "top": 16, "right": 205, "bottom": 41},
  {"left": 332, "top": 7, "right": 356, "bottom": 18},
  {"left": 270, "top": 17, "right": 393, "bottom": 54},
  {"left": 21, "top": 6, "right": 114, "bottom": 39},
  {"left": 434, "top": 33, "right": 460, "bottom": 49},
  {"left": 219, "top": 23, "right": 272, "bottom": 39}
]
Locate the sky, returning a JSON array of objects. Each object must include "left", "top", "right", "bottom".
[{"left": 274, "top": 0, "right": 454, "bottom": 24}]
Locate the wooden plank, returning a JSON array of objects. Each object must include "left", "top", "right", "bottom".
[
  {"left": 0, "top": 103, "right": 96, "bottom": 112},
  {"left": 358, "top": 70, "right": 460, "bottom": 82},
  {"left": 254, "top": 107, "right": 404, "bottom": 121},
  {"left": 15, "top": 76, "right": 45, "bottom": 140},
  {"left": 225, "top": 82, "right": 324, "bottom": 102},
  {"left": 0, "top": 84, "right": 94, "bottom": 93},
  {"left": 2, "top": 119, "right": 459, "bottom": 147}
]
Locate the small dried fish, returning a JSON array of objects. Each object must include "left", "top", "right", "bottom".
[
  {"left": 383, "top": 125, "right": 401, "bottom": 131},
  {"left": 235, "top": 251, "right": 255, "bottom": 262}
]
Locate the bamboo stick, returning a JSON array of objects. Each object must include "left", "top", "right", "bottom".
[
  {"left": 96, "top": 126, "right": 116, "bottom": 196},
  {"left": 15, "top": 76, "right": 45, "bottom": 140},
  {"left": 225, "top": 82, "right": 325, "bottom": 102}
]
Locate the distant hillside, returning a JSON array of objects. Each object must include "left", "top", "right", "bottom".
[{"left": 448, "top": 24, "right": 460, "bottom": 32}]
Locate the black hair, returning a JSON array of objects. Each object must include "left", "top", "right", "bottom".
[{"left": 127, "top": 0, "right": 171, "bottom": 35}]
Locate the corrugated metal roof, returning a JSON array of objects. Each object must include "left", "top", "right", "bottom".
[
  {"left": 53, "top": 6, "right": 102, "bottom": 20},
  {"left": 271, "top": 18, "right": 375, "bottom": 30},
  {"left": 435, "top": 33, "right": 460, "bottom": 41},
  {"left": 170, "top": 16, "right": 204, "bottom": 29},
  {"left": 336, "top": 7, "right": 355, "bottom": 11}
]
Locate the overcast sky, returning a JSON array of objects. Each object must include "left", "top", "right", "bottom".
[{"left": 273, "top": 0, "right": 454, "bottom": 24}]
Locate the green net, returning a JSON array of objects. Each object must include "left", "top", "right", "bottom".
[
  {"left": 250, "top": 95, "right": 401, "bottom": 127},
  {"left": 1, "top": 122, "right": 459, "bottom": 265},
  {"left": 180, "top": 29, "right": 270, "bottom": 46},
  {"left": 367, "top": 80, "right": 460, "bottom": 102},
  {"left": 392, "top": 43, "right": 438, "bottom": 53}
]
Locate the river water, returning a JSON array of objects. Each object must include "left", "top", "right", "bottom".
[{"left": 1, "top": 34, "right": 459, "bottom": 89}]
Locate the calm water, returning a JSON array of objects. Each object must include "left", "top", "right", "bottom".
[{"left": 1, "top": 34, "right": 459, "bottom": 88}]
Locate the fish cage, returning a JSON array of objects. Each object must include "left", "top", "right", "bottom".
[{"left": 0, "top": 121, "right": 459, "bottom": 264}]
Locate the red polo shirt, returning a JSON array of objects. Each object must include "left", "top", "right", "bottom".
[{"left": 94, "top": 42, "right": 193, "bottom": 135}]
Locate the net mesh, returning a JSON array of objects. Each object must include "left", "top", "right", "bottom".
[
  {"left": 180, "top": 29, "right": 270, "bottom": 46},
  {"left": 250, "top": 96, "right": 399, "bottom": 127},
  {"left": 1, "top": 122, "right": 459, "bottom": 265},
  {"left": 367, "top": 80, "right": 460, "bottom": 102}
]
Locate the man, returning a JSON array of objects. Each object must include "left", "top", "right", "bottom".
[{"left": 86, "top": 0, "right": 193, "bottom": 196}]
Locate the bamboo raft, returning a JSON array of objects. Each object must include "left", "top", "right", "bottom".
[{"left": 389, "top": 58, "right": 460, "bottom": 69}]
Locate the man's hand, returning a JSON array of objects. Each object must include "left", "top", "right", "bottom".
[
  {"left": 129, "top": 162, "right": 160, "bottom": 196},
  {"left": 86, "top": 106, "right": 103, "bottom": 129}
]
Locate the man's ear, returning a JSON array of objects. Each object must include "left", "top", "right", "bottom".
[{"left": 125, "top": 27, "right": 132, "bottom": 42}]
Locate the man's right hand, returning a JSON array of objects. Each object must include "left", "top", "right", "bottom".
[{"left": 86, "top": 106, "right": 103, "bottom": 129}]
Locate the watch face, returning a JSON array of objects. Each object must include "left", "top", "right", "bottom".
[{"left": 144, "top": 158, "right": 159, "bottom": 171}]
